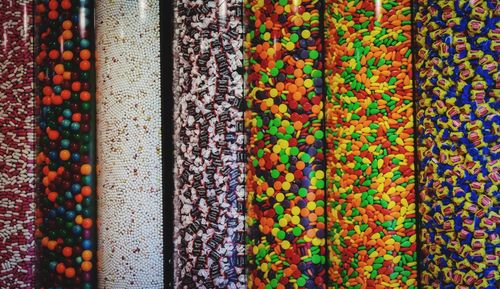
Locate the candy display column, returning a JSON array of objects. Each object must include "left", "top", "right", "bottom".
[
  {"left": 415, "top": 0, "right": 499, "bottom": 288},
  {"left": 173, "top": 0, "right": 246, "bottom": 288},
  {"left": 95, "top": 1, "right": 163, "bottom": 288},
  {"left": 245, "top": 0, "right": 327, "bottom": 288},
  {"left": 34, "top": 0, "right": 96, "bottom": 288},
  {"left": 324, "top": 0, "right": 417, "bottom": 288},
  {"left": 0, "top": 1, "right": 35, "bottom": 288}
]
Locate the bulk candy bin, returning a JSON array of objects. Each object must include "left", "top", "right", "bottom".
[
  {"left": 245, "top": 0, "right": 327, "bottom": 288},
  {"left": 0, "top": 1, "right": 35, "bottom": 287},
  {"left": 95, "top": 1, "right": 163, "bottom": 288},
  {"left": 34, "top": 0, "right": 96, "bottom": 288},
  {"left": 324, "top": 0, "right": 418, "bottom": 288},
  {"left": 172, "top": 0, "right": 246, "bottom": 288},
  {"left": 415, "top": 0, "right": 499, "bottom": 288}
]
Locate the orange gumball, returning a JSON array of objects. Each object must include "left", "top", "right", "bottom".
[
  {"left": 65, "top": 267, "right": 76, "bottom": 278},
  {"left": 82, "top": 250, "right": 92, "bottom": 261},
  {"left": 56, "top": 263, "right": 66, "bottom": 274},
  {"left": 79, "top": 60, "right": 91, "bottom": 71},
  {"left": 80, "top": 164, "right": 92, "bottom": 175},
  {"left": 81, "top": 261, "right": 92, "bottom": 272},
  {"left": 81, "top": 218, "right": 93, "bottom": 229},
  {"left": 62, "top": 247, "right": 73, "bottom": 257}
]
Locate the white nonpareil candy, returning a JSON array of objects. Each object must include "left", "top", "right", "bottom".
[{"left": 95, "top": 1, "right": 163, "bottom": 288}]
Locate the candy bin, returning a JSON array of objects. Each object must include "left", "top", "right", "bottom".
[
  {"left": 415, "top": 0, "right": 499, "bottom": 288},
  {"left": 34, "top": 0, "right": 96, "bottom": 288},
  {"left": 0, "top": 1, "right": 35, "bottom": 287},
  {"left": 245, "top": 0, "right": 327, "bottom": 288},
  {"left": 324, "top": 0, "right": 418, "bottom": 288},
  {"left": 95, "top": 1, "right": 163, "bottom": 287},
  {"left": 172, "top": 0, "right": 247, "bottom": 288}
]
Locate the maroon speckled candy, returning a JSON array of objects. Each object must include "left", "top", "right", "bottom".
[{"left": 0, "top": 1, "right": 36, "bottom": 288}]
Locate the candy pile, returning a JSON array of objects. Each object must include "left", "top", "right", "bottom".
[
  {"left": 245, "top": 0, "right": 327, "bottom": 288},
  {"left": 173, "top": 0, "right": 246, "bottom": 288},
  {"left": 0, "top": 1, "right": 35, "bottom": 288},
  {"left": 34, "top": 0, "right": 96, "bottom": 288},
  {"left": 324, "top": 0, "right": 417, "bottom": 288},
  {"left": 95, "top": 1, "right": 163, "bottom": 288},
  {"left": 415, "top": 0, "right": 499, "bottom": 288}
]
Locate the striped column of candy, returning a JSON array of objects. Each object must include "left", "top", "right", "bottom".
[
  {"left": 324, "top": 0, "right": 417, "bottom": 288},
  {"left": 245, "top": 0, "right": 327, "bottom": 288},
  {"left": 95, "top": 1, "right": 163, "bottom": 288},
  {"left": 34, "top": 0, "right": 96, "bottom": 288},
  {"left": 173, "top": 0, "right": 246, "bottom": 288},
  {"left": 415, "top": 0, "right": 499, "bottom": 288},
  {"left": 0, "top": 1, "right": 35, "bottom": 288}
]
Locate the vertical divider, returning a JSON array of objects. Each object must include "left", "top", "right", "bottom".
[{"left": 160, "top": 0, "right": 175, "bottom": 287}]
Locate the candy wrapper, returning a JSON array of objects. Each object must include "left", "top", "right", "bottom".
[
  {"left": 34, "top": 0, "right": 96, "bottom": 288},
  {"left": 415, "top": 0, "right": 499, "bottom": 288},
  {"left": 173, "top": 0, "right": 246, "bottom": 288},
  {"left": 325, "top": 0, "right": 418, "bottom": 288}
]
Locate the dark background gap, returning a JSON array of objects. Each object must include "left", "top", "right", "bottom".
[{"left": 160, "top": 0, "right": 175, "bottom": 288}]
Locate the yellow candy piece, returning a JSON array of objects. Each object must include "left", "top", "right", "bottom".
[{"left": 281, "top": 240, "right": 290, "bottom": 249}]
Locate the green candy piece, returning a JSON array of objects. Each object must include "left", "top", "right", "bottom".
[
  {"left": 275, "top": 205, "right": 284, "bottom": 215},
  {"left": 314, "top": 130, "right": 324, "bottom": 139},
  {"left": 303, "top": 65, "right": 313, "bottom": 74},
  {"left": 257, "top": 149, "right": 264, "bottom": 158},
  {"left": 297, "top": 277, "right": 306, "bottom": 287},
  {"left": 298, "top": 188, "right": 308, "bottom": 197},
  {"left": 309, "top": 50, "right": 319, "bottom": 59},
  {"left": 311, "top": 254, "right": 321, "bottom": 264},
  {"left": 256, "top": 131, "right": 264, "bottom": 140},
  {"left": 270, "top": 67, "right": 279, "bottom": 77},
  {"left": 259, "top": 24, "right": 266, "bottom": 34},
  {"left": 261, "top": 73, "right": 269, "bottom": 83}
]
